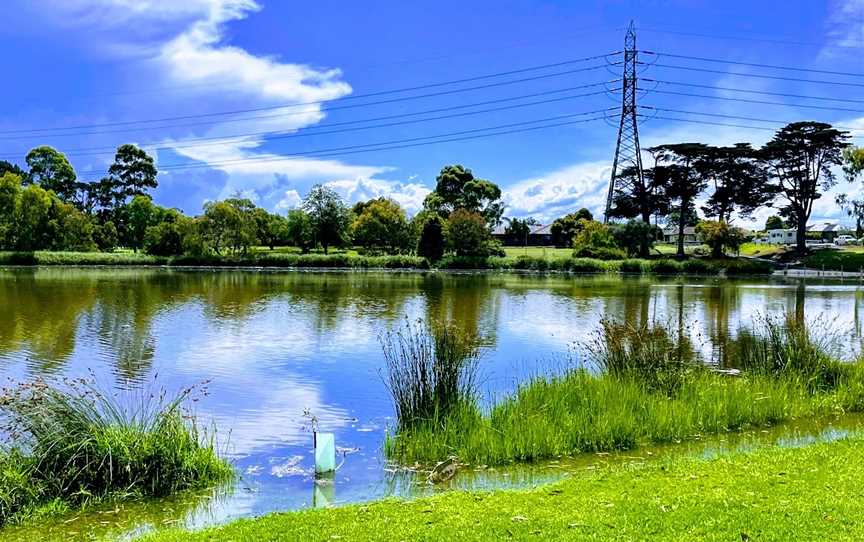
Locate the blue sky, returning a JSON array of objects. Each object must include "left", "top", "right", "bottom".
[{"left": 1, "top": 0, "right": 862, "bottom": 226}]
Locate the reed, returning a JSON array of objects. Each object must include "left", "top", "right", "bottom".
[
  {"left": 0, "top": 378, "right": 232, "bottom": 525},
  {"left": 380, "top": 319, "right": 480, "bottom": 431}
]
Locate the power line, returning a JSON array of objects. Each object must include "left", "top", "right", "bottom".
[
  {"left": 639, "top": 106, "right": 864, "bottom": 132},
  {"left": 637, "top": 88, "right": 864, "bottom": 114},
  {"left": 0, "top": 54, "right": 620, "bottom": 136},
  {"left": 76, "top": 108, "right": 614, "bottom": 179},
  {"left": 642, "top": 51, "right": 864, "bottom": 77},
  {"left": 640, "top": 115, "right": 864, "bottom": 140},
  {"left": 636, "top": 26, "right": 863, "bottom": 49},
  {"left": 0, "top": 83, "right": 618, "bottom": 159},
  {"left": 643, "top": 79, "right": 864, "bottom": 104},
  {"left": 646, "top": 63, "right": 864, "bottom": 88}
]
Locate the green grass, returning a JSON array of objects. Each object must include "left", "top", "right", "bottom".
[
  {"left": 738, "top": 242, "right": 787, "bottom": 258},
  {"left": 0, "top": 250, "right": 775, "bottom": 275},
  {"left": 804, "top": 247, "right": 864, "bottom": 272},
  {"left": 141, "top": 435, "right": 864, "bottom": 541},
  {"left": 0, "top": 379, "right": 232, "bottom": 526},
  {"left": 386, "top": 316, "right": 864, "bottom": 466}
]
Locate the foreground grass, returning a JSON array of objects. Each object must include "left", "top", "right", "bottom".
[
  {"left": 0, "top": 250, "right": 775, "bottom": 275},
  {"left": 143, "top": 436, "right": 864, "bottom": 541}
]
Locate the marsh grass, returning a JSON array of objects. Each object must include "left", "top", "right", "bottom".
[
  {"left": 0, "top": 377, "right": 232, "bottom": 525},
  {"left": 586, "top": 319, "right": 701, "bottom": 395},
  {"left": 380, "top": 320, "right": 480, "bottom": 431},
  {"left": 729, "top": 314, "right": 850, "bottom": 392},
  {"left": 386, "top": 317, "right": 864, "bottom": 466}
]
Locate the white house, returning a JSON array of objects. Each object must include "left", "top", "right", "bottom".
[{"left": 767, "top": 229, "right": 797, "bottom": 245}]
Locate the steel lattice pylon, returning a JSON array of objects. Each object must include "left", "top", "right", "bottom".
[{"left": 603, "top": 21, "right": 644, "bottom": 223}]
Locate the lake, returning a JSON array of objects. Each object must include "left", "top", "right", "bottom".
[{"left": 1, "top": 268, "right": 863, "bottom": 539}]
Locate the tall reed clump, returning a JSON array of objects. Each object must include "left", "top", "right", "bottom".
[
  {"left": 0, "top": 378, "right": 232, "bottom": 525},
  {"left": 728, "top": 314, "right": 850, "bottom": 391},
  {"left": 380, "top": 319, "right": 480, "bottom": 432},
  {"left": 586, "top": 319, "right": 702, "bottom": 395}
]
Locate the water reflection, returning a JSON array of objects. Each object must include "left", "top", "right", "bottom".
[{"left": 0, "top": 268, "right": 863, "bottom": 539}]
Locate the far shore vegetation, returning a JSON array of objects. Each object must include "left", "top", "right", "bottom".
[{"left": 1, "top": 128, "right": 863, "bottom": 276}]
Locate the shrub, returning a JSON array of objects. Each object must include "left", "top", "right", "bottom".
[
  {"left": 645, "top": 259, "right": 682, "bottom": 274},
  {"left": 680, "top": 258, "right": 715, "bottom": 274},
  {"left": 380, "top": 320, "right": 480, "bottom": 431},
  {"left": 696, "top": 220, "right": 749, "bottom": 257},
  {"left": 571, "top": 220, "right": 623, "bottom": 259},
  {"left": 620, "top": 259, "right": 646, "bottom": 273},
  {"left": 611, "top": 219, "right": 657, "bottom": 257}
]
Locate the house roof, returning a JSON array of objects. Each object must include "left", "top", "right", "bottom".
[
  {"left": 662, "top": 226, "right": 697, "bottom": 235},
  {"left": 530, "top": 224, "right": 552, "bottom": 235},
  {"left": 807, "top": 222, "right": 839, "bottom": 233}
]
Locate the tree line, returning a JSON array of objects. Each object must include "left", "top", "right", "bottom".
[
  {"left": 0, "top": 120, "right": 860, "bottom": 260},
  {"left": 609, "top": 121, "right": 856, "bottom": 255}
]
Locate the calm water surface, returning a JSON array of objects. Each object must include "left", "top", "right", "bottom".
[{"left": 1, "top": 268, "right": 863, "bottom": 540}]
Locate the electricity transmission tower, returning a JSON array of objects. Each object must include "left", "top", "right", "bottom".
[{"left": 603, "top": 21, "right": 644, "bottom": 223}]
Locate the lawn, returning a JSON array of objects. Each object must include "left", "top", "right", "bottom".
[
  {"left": 142, "top": 435, "right": 864, "bottom": 541},
  {"left": 804, "top": 247, "right": 864, "bottom": 272},
  {"left": 502, "top": 246, "right": 573, "bottom": 258}
]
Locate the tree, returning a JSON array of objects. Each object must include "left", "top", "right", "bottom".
[
  {"left": 302, "top": 185, "right": 350, "bottom": 254},
  {"left": 502, "top": 217, "right": 538, "bottom": 246},
  {"left": 253, "top": 208, "right": 290, "bottom": 250},
  {"left": 423, "top": 165, "right": 504, "bottom": 226},
  {"left": 15, "top": 184, "right": 54, "bottom": 251},
  {"left": 0, "top": 173, "right": 22, "bottom": 249},
  {"left": 25, "top": 146, "right": 78, "bottom": 203},
  {"left": 611, "top": 219, "right": 657, "bottom": 257},
  {"left": 571, "top": 220, "right": 624, "bottom": 259},
  {"left": 839, "top": 147, "right": 864, "bottom": 237},
  {"left": 285, "top": 209, "right": 314, "bottom": 253},
  {"left": 550, "top": 210, "right": 593, "bottom": 247},
  {"left": 696, "top": 220, "right": 748, "bottom": 258},
  {"left": 762, "top": 122, "right": 850, "bottom": 252},
  {"left": 700, "top": 143, "right": 773, "bottom": 222},
  {"left": 609, "top": 165, "right": 670, "bottom": 256},
  {"left": 125, "top": 195, "right": 160, "bottom": 252},
  {"left": 351, "top": 198, "right": 410, "bottom": 253},
  {"left": 0, "top": 160, "right": 27, "bottom": 181},
  {"left": 144, "top": 210, "right": 187, "bottom": 256},
  {"left": 201, "top": 198, "right": 257, "bottom": 255},
  {"left": 93, "top": 221, "right": 119, "bottom": 252},
  {"left": 107, "top": 144, "right": 158, "bottom": 201},
  {"left": 445, "top": 209, "right": 492, "bottom": 257},
  {"left": 765, "top": 215, "right": 786, "bottom": 231},
  {"left": 650, "top": 143, "right": 711, "bottom": 257},
  {"left": 415, "top": 213, "right": 445, "bottom": 262}
]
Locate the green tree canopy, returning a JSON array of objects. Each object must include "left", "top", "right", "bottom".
[
  {"left": 351, "top": 197, "right": 410, "bottom": 253},
  {"left": 765, "top": 215, "right": 786, "bottom": 231},
  {"left": 285, "top": 209, "right": 314, "bottom": 253},
  {"left": 650, "top": 143, "right": 711, "bottom": 257},
  {"left": 423, "top": 165, "right": 504, "bottom": 226},
  {"left": 25, "top": 146, "right": 78, "bottom": 204},
  {"left": 445, "top": 209, "right": 493, "bottom": 257},
  {"left": 550, "top": 209, "right": 593, "bottom": 247},
  {"left": 700, "top": 143, "right": 773, "bottom": 222},
  {"left": 302, "top": 185, "right": 351, "bottom": 254},
  {"left": 762, "top": 121, "right": 850, "bottom": 252}
]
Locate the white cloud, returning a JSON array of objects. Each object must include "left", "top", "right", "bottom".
[
  {"left": 821, "top": 0, "right": 864, "bottom": 58},
  {"left": 502, "top": 161, "right": 611, "bottom": 222},
  {"left": 324, "top": 177, "right": 431, "bottom": 214}
]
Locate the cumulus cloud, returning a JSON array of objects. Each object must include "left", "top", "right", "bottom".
[{"left": 502, "top": 161, "right": 611, "bottom": 222}]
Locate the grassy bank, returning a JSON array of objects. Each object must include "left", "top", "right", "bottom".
[
  {"left": 386, "top": 317, "right": 864, "bottom": 466},
  {"left": 142, "top": 435, "right": 864, "bottom": 541},
  {"left": 0, "top": 379, "right": 231, "bottom": 526},
  {"left": 805, "top": 247, "right": 864, "bottom": 272},
  {"left": 0, "top": 251, "right": 774, "bottom": 275}
]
